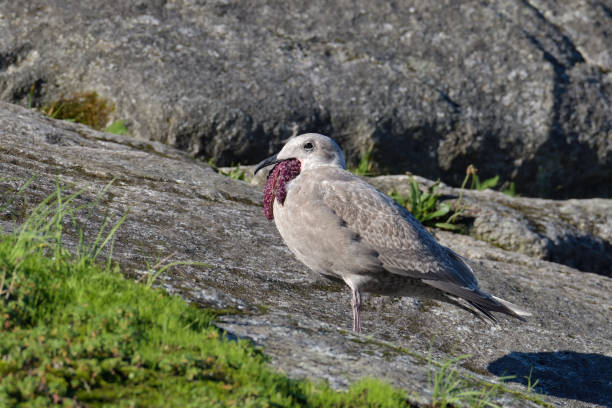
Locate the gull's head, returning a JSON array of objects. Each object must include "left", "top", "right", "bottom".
[{"left": 254, "top": 133, "right": 346, "bottom": 175}]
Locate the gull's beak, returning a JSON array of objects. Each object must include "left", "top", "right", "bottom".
[{"left": 254, "top": 154, "right": 281, "bottom": 175}]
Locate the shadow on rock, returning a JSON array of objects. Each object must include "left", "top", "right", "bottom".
[
  {"left": 544, "top": 232, "right": 612, "bottom": 276},
  {"left": 488, "top": 351, "right": 612, "bottom": 407}
]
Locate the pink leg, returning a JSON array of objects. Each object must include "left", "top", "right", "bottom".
[{"left": 351, "top": 289, "right": 362, "bottom": 333}]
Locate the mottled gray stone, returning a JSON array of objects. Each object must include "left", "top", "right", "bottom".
[
  {"left": 1, "top": 0, "right": 610, "bottom": 198},
  {"left": 1, "top": 103, "right": 611, "bottom": 407}
]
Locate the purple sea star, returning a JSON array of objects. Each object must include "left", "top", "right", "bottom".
[{"left": 263, "top": 159, "right": 301, "bottom": 220}]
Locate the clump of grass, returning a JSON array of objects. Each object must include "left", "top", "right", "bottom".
[
  {"left": 351, "top": 145, "right": 376, "bottom": 176},
  {"left": 390, "top": 178, "right": 465, "bottom": 232},
  {"left": 428, "top": 354, "right": 504, "bottom": 408},
  {"left": 0, "top": 173, "right": 37, "bottom": 222},
  {"left": 41, "top": 91, "right": 114, "bottom": 130},
  {"left": 0, "top": 180, "right": 416, "bottom": 407},
  {"left": 140, "top": 251, "right": 207, "bottom": 288},
  {"left": 104, "top": 119, "right": 129, "bottom": 135},
  {"left": 221, "top": 163, "right": 246, "bottom": 181},
  {"left": 502, "top": 182, "right": 517, "bottom": 197},
  {"left": 461, "top": 165, "right": 518, "bottom": 197},
  {"left": 469, "top": 174, "right": 499, "bottom": 192},
  {"left": 206, "top": 159, "right": 247, "bottom": 181},
  {"left": 524, "top": 367, "right": 540, "bottom": 395},
  {"left": 26, "top": 83, "right": 37, "bottom": 109}
]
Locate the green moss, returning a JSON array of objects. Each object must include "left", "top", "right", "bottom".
[
  {"left": 256, "top": 304, "right": 270, "bottom": 314},
  {"left": 205, "top": 307, "right": 250, "bottom": 318},
  {"left": 42, "top": 92, "right": 114, "bottom": 130},
  {"left": 105, "top": 119, "right": 129, "bottom": 135}
]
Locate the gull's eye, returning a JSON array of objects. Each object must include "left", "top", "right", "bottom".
[{"left": 303, "top": 142, "right": 314, "bottom": 151}]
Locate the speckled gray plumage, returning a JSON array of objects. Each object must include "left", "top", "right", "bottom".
[{"left": 257, "top": 133, "right": 530, "bottom": 332}]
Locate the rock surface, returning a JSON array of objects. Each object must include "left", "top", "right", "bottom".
[
  {"left": 1, "top": 0, "right": 611, "bottom": 198},
  {"left": 2, "top": 102, "right": 611, "bottom": 407}
]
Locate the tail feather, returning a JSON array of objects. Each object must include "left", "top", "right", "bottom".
[
  {"left": 491, "top": 295, "right": 532, "bottom": 319},
  {"left": 467, "top": 300, "right": 498, "bottom": 323},
  {"left": 423, "top": 279, "right": 531, "bottom": 322},
  {"left": 424, "top": 250, "right": 532, "bottom": 322}
]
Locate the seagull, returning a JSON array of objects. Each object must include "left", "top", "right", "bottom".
[{"left": 254, "top": 133, "right": 530, "bottom": 333}]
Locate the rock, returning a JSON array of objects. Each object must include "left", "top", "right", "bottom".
[
  {"left": 1, "top": 102, "right": 611, "bottom": 407},
  {"left": 1, "top": 1, "right": 610, "bottom": 198}
]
